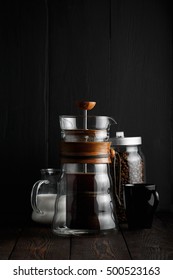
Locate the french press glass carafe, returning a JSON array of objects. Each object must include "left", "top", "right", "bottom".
[{"left": 52, "top": 101, "right": 119, "bottom": 236}]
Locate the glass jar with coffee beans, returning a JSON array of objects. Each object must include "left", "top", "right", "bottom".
[{"left": 111, "top": 132, "right": 146, "bottom": 223}]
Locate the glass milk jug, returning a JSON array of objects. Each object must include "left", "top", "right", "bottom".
[
  {"left": 31, "top": 168, "right": 62, "bottom": 224},
  {"left": 52, "top": 101, "right": 119, "bottom": 236}
]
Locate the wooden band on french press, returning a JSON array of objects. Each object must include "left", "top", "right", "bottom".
[{"left": 60, "top": 142, "right": 112, "bottom": 163}]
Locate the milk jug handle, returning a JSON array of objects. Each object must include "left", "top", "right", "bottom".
[{"left": 31, "top": 180, "right": 49, "bottom": 214}]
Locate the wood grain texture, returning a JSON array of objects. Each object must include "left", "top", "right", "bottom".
[
  {"left": 120, "top": 213, "right": 173, "bottom": 259},
  {"left": 9, "top": 224, "right": 71, "bottom": 260},
  {"left": 0, "top": 214, "right": 172, "bottom": 260},
  {"left": 70, "top": 231, "right": 131, "bottom": 259},
  {"left": 0, "top": 227, "right": 22, "bottom": 260}
]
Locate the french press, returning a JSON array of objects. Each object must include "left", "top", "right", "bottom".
[{"left": 52, "top": 101, "right": 119, "bottom": 236}]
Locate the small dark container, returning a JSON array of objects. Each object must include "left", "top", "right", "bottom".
[{"left": 124, "top": 184, "right": 159, "bottom": 229}]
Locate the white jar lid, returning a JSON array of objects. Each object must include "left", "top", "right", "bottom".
[{"left": 111, "top": 131, "right": 142, "bottom": 146}]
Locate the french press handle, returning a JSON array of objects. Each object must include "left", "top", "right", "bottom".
[{"left": 110, "top": 148, "right": 121, "bottom": 206}]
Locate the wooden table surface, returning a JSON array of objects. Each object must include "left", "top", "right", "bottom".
[{"left": 0, "top": 212, "right": 173, "bottom": 260}]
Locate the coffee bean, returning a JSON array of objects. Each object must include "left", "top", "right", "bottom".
[{"left": 114, "top": 149, "right": 145, "bottom": 223}]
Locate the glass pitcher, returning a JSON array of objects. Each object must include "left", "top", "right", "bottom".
[
  {"left": 52, "top": 101, "right": 119, "bottom": 236},
  {"left": 31, "top": 168, "right": 62, "bottom": 224}
]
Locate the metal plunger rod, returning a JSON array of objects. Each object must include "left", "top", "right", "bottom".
[
  {"left": 76, "top": 101, "right": 96, "bottom": 172},
  {"left": 84, "top": 109, "right": 87, "bottom": 130},
  {"left": 77, "top": 100, "right": 96, "bottom": 130}
]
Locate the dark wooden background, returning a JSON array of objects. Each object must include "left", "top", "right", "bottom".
[{"left": 0, "top": 0, "right": 172, "bottom": 224}]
